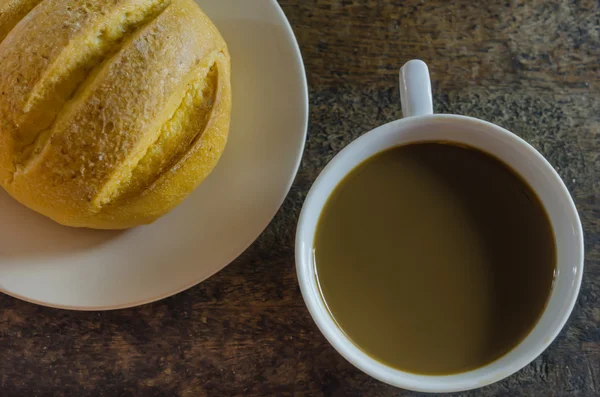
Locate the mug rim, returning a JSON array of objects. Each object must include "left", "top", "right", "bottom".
[{"left": 295, "top": 113, "right": 584, "bottom": 392}]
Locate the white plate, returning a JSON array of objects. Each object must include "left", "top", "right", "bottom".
[{"left": 0, "top": 0, "right": 308, "bottom": 310}]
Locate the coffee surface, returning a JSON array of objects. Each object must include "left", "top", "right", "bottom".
[{"left": 314, "top": 142, "right": 556, "bottom": 375}]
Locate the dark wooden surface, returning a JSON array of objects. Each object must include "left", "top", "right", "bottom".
[{"left": 1, "top": 0, "right": 599, "bottom": 395}]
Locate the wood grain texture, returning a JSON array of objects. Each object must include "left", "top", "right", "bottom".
[{"left": 0, "top": 0, "right": 598, "bottom": 395}]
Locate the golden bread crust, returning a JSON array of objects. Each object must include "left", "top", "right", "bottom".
[{"left": 0, "top": 0, "right": 231, "bottom": 229}]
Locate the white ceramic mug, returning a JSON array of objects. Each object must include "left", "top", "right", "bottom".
[{"left": 295, "top": 60, "right": 584, "bottom": 393}]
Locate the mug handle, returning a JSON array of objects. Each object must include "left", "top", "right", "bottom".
[{"left": 399, "top": 60, "right": 434, "bottom": 118}]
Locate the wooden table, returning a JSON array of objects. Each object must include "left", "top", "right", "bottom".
[{"left": 1, "top": 1, "right": 598, "bottom": 395}]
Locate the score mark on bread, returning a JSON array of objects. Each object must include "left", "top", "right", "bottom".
[{"left": 0, "top": 0, "right": 232, "bottom": 229}]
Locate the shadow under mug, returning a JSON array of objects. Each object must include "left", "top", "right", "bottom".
[{"left": 295, "top": 60, "right": 584, "bottom": 392}]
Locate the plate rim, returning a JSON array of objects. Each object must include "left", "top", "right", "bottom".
[{"left": 0, "top": 0, "right": 309, "bottom": 311}]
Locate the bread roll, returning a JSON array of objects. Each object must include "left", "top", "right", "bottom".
[{"left": 0, "top": 0, "right": 231, "bottom": 229}]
